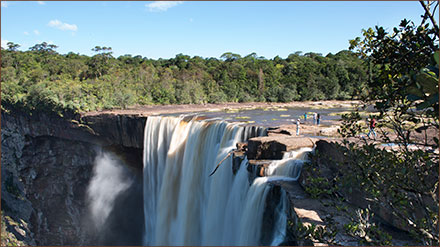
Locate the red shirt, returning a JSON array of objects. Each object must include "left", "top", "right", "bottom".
[{"left": 370, "top": 119, "right": 376, "bottom": 128}]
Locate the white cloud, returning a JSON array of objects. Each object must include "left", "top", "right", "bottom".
[
  {"left": 1, "top": 39, "right": 9, "bottom": 49},
  {"left": 146, "top": 1, "right": 183, "bottom": 12},
  {"left": 24, "top": 31, "right": 30, "bottom": 35},
  {"left": 36, "top": 40, "right": 55, "bottom": 45},
  {"left": 48, "top": 19, "right": 78, "bottom": 31},
  {"left": 37, "top": 1, "right": 45, "bottom": 5},
  {"left": 1, "top": 2, "right": 8, "bottom": 8},
  {"left": 33, "top": 29, "right": 40, "bottom": 35}
]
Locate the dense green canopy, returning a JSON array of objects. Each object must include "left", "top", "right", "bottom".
[{"left": 1, "top": 44, "right": 368, "bottom": 116}]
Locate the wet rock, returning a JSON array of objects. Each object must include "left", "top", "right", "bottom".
[
  {"left": 247, "top": 160, "right": 271, "bottom": 182},
  {"left": 236, "top": 142, "right": 248, "bottom": 151},
  {"left": 271, "top": 180, "right": 308, "bottom": 200},
  {"left": 260, "top": 183, "right": 284, "bottom": 246},
  {"left": 232, "top": 150, "right": 246, "bottom": 174}
]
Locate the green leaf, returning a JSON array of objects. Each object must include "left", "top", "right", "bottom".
[
  {"left": 406, "top": 93, "right": 422, "bottom": 101},
  {"left": 434, "top": 51, "right": 439, "bottom": 65},
  {"left": 416, "top": 93, "right": 439, "bottom": 110},
  {"left": 427, "top": 92, "right": 439, "bottom": 104},
  {"left": 426, "top": 65, "right": 439, "bottom": 77},
  {"left": 416, "top": 70, "right": 439, "bottom": 95}
]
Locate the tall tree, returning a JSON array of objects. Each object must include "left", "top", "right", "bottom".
[
  {"left": 87, "top": 46, "right": 114, "bottom": 78},
  {"left": 6, "top": 42, "right": 20, "bottom": 51}
]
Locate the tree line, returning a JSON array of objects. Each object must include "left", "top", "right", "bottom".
[{"left": 1, "top": 42, "right": 368, "bottom": 115}]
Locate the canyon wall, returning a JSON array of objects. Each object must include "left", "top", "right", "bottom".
[{"left": 1, "top": 110, "right": 146, "bottom": 245}]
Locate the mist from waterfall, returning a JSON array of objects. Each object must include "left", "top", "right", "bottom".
[
  {"left": 142, "top": 116, "right": 311, "bottom": 246},
  {"left": 87, "top": 151, "right": 133, "bottom": 229}
]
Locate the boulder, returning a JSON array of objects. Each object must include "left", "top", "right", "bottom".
[
  {"left": 247, "top": 136, "right": 317, "bottom": 160},
  {"left": 267, "top": 128, "right": 293, "bottom": 136},
  {"left": 299, "top": 140, "right": 344, "bottom": 191},
  {"left": 319, "top": 126, "right": 340, "bottom": 137},
  {"left": 315, "top": 140, "right": 344, "bottom": 164}
]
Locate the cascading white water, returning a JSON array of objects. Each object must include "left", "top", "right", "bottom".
[
  {"left": 265, "top": 147, "right": 313, "bottom": 178},
  {"left": 262, "top": 147, "right": 313, "bottom": 245},
  {"left": 142, "top": 116, "right": 311, "bottom": 246}
]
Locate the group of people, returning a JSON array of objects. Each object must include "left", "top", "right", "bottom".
[
  {"left": 293, "top": 113, "right": 377, "bottom": 138},
  {"left": 294, "top": 112, "right": 321, "bottom": 136},
  {"left": 303, "top": 112, "right": 320, "bottom": 125}
]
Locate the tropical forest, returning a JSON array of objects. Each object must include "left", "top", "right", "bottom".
[{"left": 1, "top": 1, "right": 438, "bottom": 246}]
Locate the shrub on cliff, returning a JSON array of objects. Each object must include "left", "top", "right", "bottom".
[{"left": 302, "top": 4, "right": 439, "bottom": 244}]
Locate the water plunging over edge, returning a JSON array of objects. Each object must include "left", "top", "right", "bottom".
[{"left": 142, "top": 116, "right": 312, "bottom": 245}]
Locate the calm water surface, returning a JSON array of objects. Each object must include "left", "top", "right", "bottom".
[{"left": 164, "top": 106, "right": 353, "bottom": 127}]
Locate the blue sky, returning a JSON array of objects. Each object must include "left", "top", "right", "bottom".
[{"left": 1, "top": 1, "right": 425, "bottom": 59}]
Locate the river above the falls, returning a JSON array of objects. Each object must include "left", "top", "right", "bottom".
[{"left": 162, "top": 105, "right": 354, "bottom": 127}]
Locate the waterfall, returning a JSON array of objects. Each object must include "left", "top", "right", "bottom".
[
  {"left": 265, "top": 147, "right": 313, "bottom": 178},
  {"left": 142, "top": 116, "right": 310, "bottom": 246}
]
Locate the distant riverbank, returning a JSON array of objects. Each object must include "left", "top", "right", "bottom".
[{"left": 82, "top": 100, "right": 361, "bottom": 117}]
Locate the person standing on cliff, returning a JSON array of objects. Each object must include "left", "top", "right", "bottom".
[
  {"left": 317, "top": 113, "right": 321, "bottom": 125},
  {"left": 313, "top": 112, "right": 317, "bottom": 125},
  {"left": 304, "top": 112, "right": 307, "bottom": 122},
  {"left": 296, "top": 118, "right": 300, "bottom": 136},
  {"left": 367, "top": 118, "right": 377, "bottom": 140}
]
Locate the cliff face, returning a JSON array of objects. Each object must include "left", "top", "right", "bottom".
[
  {"left": 1, "top": 110, "right": 313, "bottom": 246},
  {"left": 1, "top": 122, "right": 36, "bottom": 246},
  {"left": 80, "top": 113, "right": 147, "bottom": 149},
  {"left": 20, "top": 136, "right": 97, "bottom": 245},
  {"left": 1, "top": 110, "right": 147, "bottom": 149},
  {"left": 1, "top": 110, "right": 146, "bottom": 245}
]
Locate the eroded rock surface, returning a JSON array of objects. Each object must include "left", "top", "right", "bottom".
[
  {"left": 1, "top": 117, "right": 98, "bottom": 245},
  {"left": 80, "top": 113, "right": 147, "bottom": 149},
  {"left": 1, "top": 124, "right": 36, "bottom": 246},
  {"left": 247, "top": 136, "right": 317, "bottom": 160}
]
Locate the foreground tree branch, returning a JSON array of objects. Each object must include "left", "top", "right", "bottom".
[{"left": 420, "top": 1, "right": 440, "bottom": 38}]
